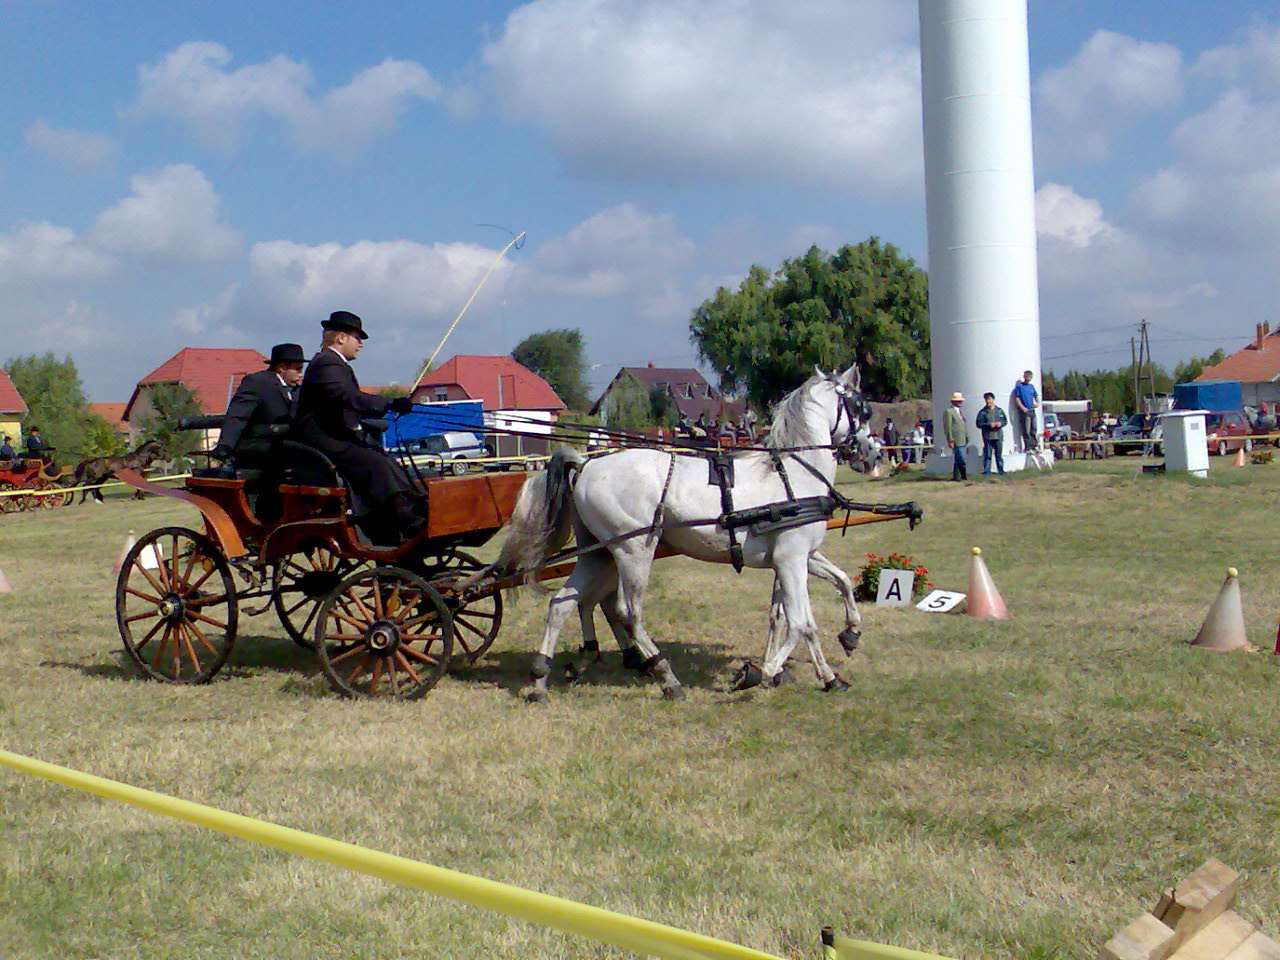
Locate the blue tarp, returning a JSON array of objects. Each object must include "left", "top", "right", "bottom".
[
  {"left": 1173, "top": 380, "right": 1243, "bottom": 413},
  {"left": 385, "top": 400, "right": 484, "bottom": 449}
]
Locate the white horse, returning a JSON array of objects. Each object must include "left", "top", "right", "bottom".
[{"left": 496, "top": 365, "right": 870, "bottom": 702}]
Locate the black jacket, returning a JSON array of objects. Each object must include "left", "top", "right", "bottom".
[
  {"left": 294, "top": 349, "right": 390, "bottom": 452},
  {"left": 975, "top": 404, "right": 1008, "bottom": 438},
  {"left": 219, "top": 369, "right": 296, "bottom": 462}
]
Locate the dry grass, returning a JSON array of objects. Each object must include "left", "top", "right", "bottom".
[{"left": 1, "top": 462, "right": 1279, "bottom": 960}]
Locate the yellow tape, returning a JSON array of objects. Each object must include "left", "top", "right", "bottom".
[
  {"left": 827, "top": 932, "right": 959, "bottom": 960},
  {"left": 0, "top": 473, "right": 189, "bottom": 499},
  {"left": 0, "top": 749, "right": 784, "bottom": 960}
]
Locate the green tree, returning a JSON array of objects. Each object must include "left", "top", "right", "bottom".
[
  {"left": 690, "top": 238, "right": 930, "bottom": 411},
  {"left": 3, "top": 353, "right": 92, "bottom": 461},
  {"left": 82, "top": 415, "right": 128, "bottom": 458},
  {"left": 600, "top": 374, "right": 653, "bottom": 432},
  {"left": 648, "top": 386, "right": 679, "bottom": 429},
  {"left": 1173, "top": 348, "right": 1226, "bottom": 385},
  {"left": 133, "top": 383, "right": 204, "bottom": 459},
  {"left": 511, "top": 329, "right": 591, "bottom": 411}
]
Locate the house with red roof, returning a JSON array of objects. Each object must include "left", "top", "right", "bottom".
[
  {"left": 592, "top": 364, "right": 745, "bottom": 429},
  {"left": 123, "top": 347, "right": 268, "bottom": 446},
  {"left": 410, "top": 355, "right": 566, "bottom": 457},
  {"left": 0, "top": 369, "right": 29, "bottom": 446},
  {"left": 1197, "top": 323, "right": 1280, "bottom": 406},
  {"left": 88, "top": 402, "right": 129, "bottom": 438}
]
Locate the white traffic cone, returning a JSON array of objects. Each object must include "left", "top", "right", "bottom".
[
  {"left": 966, "top": 547, "right": 1009, "bottom": 620},
  {"left": 1190, "top": 567, "right": 1254, "bottom": 651},
  {"left": 1233, "top": 447, "right": 1247, "bottom": 468},
  {"left": 0, "top": 560, "right": 11, "bottom": 595},
  {"left": 112, "top": 530, "right": 136, "bottom": 575}
]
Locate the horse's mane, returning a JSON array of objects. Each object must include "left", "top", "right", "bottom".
[{"left": 763, "top": 376, "right": 827, "bottom": 451}]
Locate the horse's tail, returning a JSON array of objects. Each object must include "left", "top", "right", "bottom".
[{"left": 495, "top": 447, "right": 585, "bottom": 582}]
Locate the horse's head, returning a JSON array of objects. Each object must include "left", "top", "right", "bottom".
[
  {"left": 137, "top": 439, "right": 167, "bottom": 462},
  {"left": 813, "top": 364, "right": 871, "bottom": 449}
]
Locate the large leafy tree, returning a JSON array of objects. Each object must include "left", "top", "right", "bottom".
[
  {"left": 690, "top": 238, "right": 930, "bottom": 410},
  {"left": 511, "top": 328, "right": 591, "bottom": 411},
  {"left": 3, "top": 353, "right": 92, "bottom": 460},
  {"left": 133, "top": 383, "right": 204, "bottom": 459}
]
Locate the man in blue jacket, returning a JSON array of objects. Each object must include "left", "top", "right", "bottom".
[{"left": 1012, "top": 370, "right": 1039, "bottom": 452}]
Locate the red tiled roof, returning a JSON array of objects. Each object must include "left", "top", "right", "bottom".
[
  {"left": 412, "top": 356, "right": 565, "bottom": 411},
  {"left": 593, "top": 365, "right": 739, "bottom": 422},
  {"left": 89, "top": 402, "right": 128, "bottom": 433},
  {"left": 123, "top": 347, "right": 268, "bottom": 420},
  {"left": 1198, "top": 332, "right": 1280, "bottom": 383},
  {"left": 0, "top": 370, "right": 28, "bottom": 415}
]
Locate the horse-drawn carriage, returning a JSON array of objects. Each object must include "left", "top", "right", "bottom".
[
  {"left": 0, "top": 457, "right": 73, "bottom": 513},
  {"left": 113, "top": 368, "right": 922, "bottom": 702}
]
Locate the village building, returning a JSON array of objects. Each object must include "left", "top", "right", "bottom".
[
  {"left": 410, "top": 355, "right": 566, "bottom": 457},
  {"left": 123, "top": 347, "right": 268, "bottom": 449},
  {"left": 0, "top": 369, "right": 28, "bottom": 446},
  {"left": 1196, "top": 322, "right": 1280, "bottom": 407},
  {"left": 591, "top": 364, "right": 746, "bottom": 432}
]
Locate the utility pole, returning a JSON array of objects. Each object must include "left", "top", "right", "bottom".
[
  {"left": 1136, "top": 319, "right": 1154, "bottom": 413},
  {"left": 1131, "top": 337, "right": 1138, "bottom": 411}
]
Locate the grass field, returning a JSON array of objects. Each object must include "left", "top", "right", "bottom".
[{"left": 1, "top": 460, "right": 1279, "bottom": 960}]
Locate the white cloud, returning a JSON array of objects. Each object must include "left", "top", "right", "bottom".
[
  {"left": 24, "top": 120, "right": 117, "bottom": 172},
  {"left": 522, "top": 204, "right": 694, "bottom": 297},
  {"left": 1035, "top": 30, "right": 1183, "bottom": 164},
  {"left": 1035, "top": 183, "right": 1119, "bottom": 249},
  {"left": 0, "top": 221, "right": 116, "bottom": 284},
  {"left": 132, "top": 41, "right": 439, "bottom": 152},
  {"left": 478, "top": 0, "right": 923, "bottom": 193},
  {"left": 1196, "top": 22, "right": 1280, "bottom": 91},
  {"left": 90, "top": 164, "right": 242, "bottom": 262}
]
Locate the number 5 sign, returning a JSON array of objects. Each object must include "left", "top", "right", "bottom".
[{"left": 915, "top": 589, "right": 966, "bottom": 613}]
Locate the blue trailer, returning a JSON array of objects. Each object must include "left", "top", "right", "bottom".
[
  {"left": 1173, "top": 380, "right": 1243, "bottom": 413},
  {"left": 385, "top": 400, "right": 485, "bottom": 450}
]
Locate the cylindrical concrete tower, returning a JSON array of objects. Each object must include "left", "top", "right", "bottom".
[{"left": 919, "top": 0, "right": 1043, "bottom": 471}]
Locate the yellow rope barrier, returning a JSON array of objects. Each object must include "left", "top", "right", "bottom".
[
  {"left": 0, "top": 473, "right": 190, "bottom": 500},
  {"left": 0, "top": 748, "right": 783, "bottom": 960}
]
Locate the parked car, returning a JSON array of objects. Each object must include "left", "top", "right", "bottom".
[
  {"left": 1111, "top": 413, "right": 1162, "bottom": 455},
  {"left": 1043, "top": 412, "right": 1073, "bottom": 443},
  {"left": 1204, "top": 411, "right": 1253, "bottom": 456},
  {"left": 391, "top": 431, "right": 489, "bottom": 475}
]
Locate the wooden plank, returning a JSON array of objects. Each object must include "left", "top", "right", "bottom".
[
  {"left": 1222, "top": 931, "right": 1280, "bottom": 960},
  {"left": 425, "top": 472, "right": 526, "bottom": 539},
  {"left": 1165, "top": 911, "right": 1256, "bottom": 960},
  {"left": 1155, "top": 860, "right": 1241, "bottom": 945},
  {"left": 1099, "top": 914, "right": 1177, "bottom": 960}
]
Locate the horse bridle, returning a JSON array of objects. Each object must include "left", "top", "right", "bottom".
[{"left": 830, "top": 378, "right": 871, "bottom": 458}]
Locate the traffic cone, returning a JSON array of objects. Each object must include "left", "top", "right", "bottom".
[
  {"left": 1233, "top": 447, "right": 1247, "bottom": 467},
  {"left": 1273, "top": 617, "right": 1280, "bottom": 655},
  {"left": 966, "top": 547, "right": 1009, "bottom": 619},
  {"left": 0, "top": 561, "right": 11, "bottom": 595},
  {"left": 1190, "top": 567, "right": 1253, "bottom": 652},
  {"left": 112, "top": 531, "right": 136, "bottom": 575}
]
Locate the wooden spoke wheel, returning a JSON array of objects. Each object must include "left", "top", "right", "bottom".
[
  {"left": 34, "top": 487, "right": 64, "bottom": 510},
  {"left": 271, "top": 545, "right": 366, "bottom": 649},
  {"left": 0, "top": 485, "right": 22, "bottom": 514},
  {"left": 116, "top": 526, "right": 238, "bottom": 684},
  {"left": 436, "top": 550, "right": 503, "bottom": 665},
  {"left": 314, "top": 567, "right": 454, "bottom": 700}
]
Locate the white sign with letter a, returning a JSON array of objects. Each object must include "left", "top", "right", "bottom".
[
  {"left": 915, "top": 589, "right": 966, "bottom": 613},
  {"left": 876, "top": 569, "right": 915, "bottom": 607}
]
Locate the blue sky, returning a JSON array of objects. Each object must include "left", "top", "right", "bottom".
[{"left": 2, "top": 0, "right": 1278, "bottom": 401}]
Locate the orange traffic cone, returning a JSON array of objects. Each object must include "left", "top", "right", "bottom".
[
  {"left": 966, "top": 547, "right": 1009, "bottom": 619},
  {"left": 112, "top": 530, "right": 136, "bottom": 575},
  {"left": 1233, "top": 447, "right": 1247, "bottom": 467},
  {"left": 1190, "top": 567, "right": 1253, "bottom": 652},
  {"left": 1273, "top": 617, "right": 1280, "bottom": 655},
  {"left": 0, "top": 561, "right": 11, "bottom": 595}
]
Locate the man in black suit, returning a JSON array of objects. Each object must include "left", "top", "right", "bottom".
[
  {"left": 211, "top": 343, "right": 305, "bottom": 468},
  {"left": 293, "top": 311, "right": 421, "bottom": 543}
]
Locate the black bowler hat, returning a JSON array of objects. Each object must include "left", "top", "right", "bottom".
[
  {"left": 322, "top": 310, "right": 368, "bottom": 340},
  {"left": 266, "top": 343, "right": 306, "bottom": 365}
]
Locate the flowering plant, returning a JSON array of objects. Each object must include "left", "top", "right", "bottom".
[{"left": 855, "top": 551, "right": 932, "bottom": 601}]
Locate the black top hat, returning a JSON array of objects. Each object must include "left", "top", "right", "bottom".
[
  {"left": 266, "top": 343, "right": 306, "bottom": 365},
  {"left": 321, "top": 310, "right": 368, "bottom": 340}
]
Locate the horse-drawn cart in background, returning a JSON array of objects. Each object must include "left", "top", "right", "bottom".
[{"left": 0, "top": 457, "right": 73, "bottom": 513}]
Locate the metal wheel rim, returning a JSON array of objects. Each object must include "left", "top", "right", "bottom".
[
  {"left": 314, "top": 566, "right": 454, "bottom": 700},
  {"left": 116, "top": 526, "right": 238, "bottom": 684},
  {"left": 271, "top": 544, "right": 363, "bottom": 649}
]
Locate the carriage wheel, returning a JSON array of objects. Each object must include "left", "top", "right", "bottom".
[
  {"left": 314, "top": 567, "right": 454, "bottom": 700},
  {"left": 0, "top": 485, "right": 22, "bottom": 514},
  {"left": 116, "top": 526, "right": 238, "bottom": 684},
  {"left": 35, "top": 488, "right": 62, "bottom": 510},
  {"left": 437, "top": 550, "right": 503, "bottom": 665},
  {"left": 271, "top": 544, "right": 366, "bottom": 650}
]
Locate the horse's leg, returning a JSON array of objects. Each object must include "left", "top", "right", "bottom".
[
  {"left": 809, "top": 551, "right": 861, "bottom": 653},
  {"left": 766, "top": 543, "right": 847, "bottom": 691},
  {"left": 733, "top": 576, "right": 790, "bottom": 691},
  {"left": 564, "top": 566, "right": 622, "bottom": 685},
  {"left": 531, "top": 550, "right": 611, "bottom": 702},
  {"left": 610, "top": 542, "right": 684, "bottom": 700}
]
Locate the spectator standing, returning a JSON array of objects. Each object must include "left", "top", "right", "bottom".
[
  {"left": 0, "top": 436, "right": 14, "bottom": 461},
  {"left": 975, "top": 392, "right": 1008, "bottom": 475},
  {"left": 909, "top": 422, "right": 926, "bottom": 463},
  {"left": 1012, "top": 370, "right": 1039, "bottom": 452},
  {"left": 882, "top": 417, "right": 900, "bottom": 465},
  {"left": 944, "top": 392, "right": 969, "bottom": 481}
]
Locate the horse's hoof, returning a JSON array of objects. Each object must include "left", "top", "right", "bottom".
[
  {"left": 730, "top": 661, "right": 764, "bottom": 691},
  {"left": 770, "top": 665, "right": 795, "bottom": 687},
  {"left": 662, "top": 684, "right": 686, "bottom": 701},
  {"left": 526, "top": 688, "right": 549, "bottom": 705},
  {"left": 838, "top": 628, "right": 861, "bottom": 653},
  {"left": 823, "top": 674, "right": 852, "bottom": 693}
]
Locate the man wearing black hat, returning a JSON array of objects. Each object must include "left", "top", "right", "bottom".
[
  {"left": 211, "top": 343, "right": 306, "bottom": 469},
  {"left": 293, "top": 311, "right": 421, "bottom": 543}
]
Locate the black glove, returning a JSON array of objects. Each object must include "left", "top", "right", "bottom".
[
  {"left": 210, "top": 444, "right": 233, "bottom": 462},
  {"left": 388, "top": 396, "right": 414, "bottom": 416}
]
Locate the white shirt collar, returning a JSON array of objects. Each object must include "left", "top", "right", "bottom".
[{"left": 326, "top": 345, "right": 349, "bottom": 364}]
